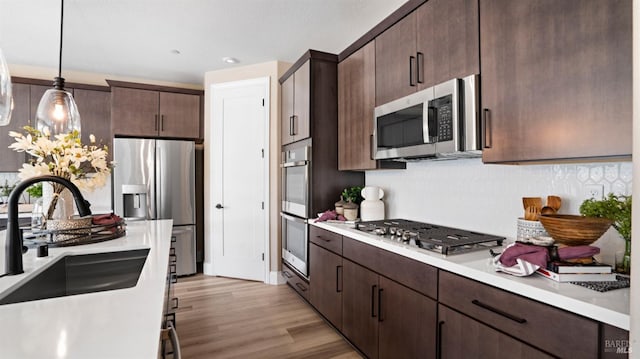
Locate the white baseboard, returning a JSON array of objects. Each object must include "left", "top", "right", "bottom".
[
  {"left": 203, "top": 262, "right": 214, "bottom": 276},
  {"left": 269, "top": 271, "right": 287, "bottom": 285}
]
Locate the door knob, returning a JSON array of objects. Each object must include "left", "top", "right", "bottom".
[{"left": 215, "top": 204, "right": 224, "bottom": 209}]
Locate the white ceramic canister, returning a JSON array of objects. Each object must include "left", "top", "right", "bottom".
[{"left": 360, "top": 186, "right": 385, "bottom": 221}]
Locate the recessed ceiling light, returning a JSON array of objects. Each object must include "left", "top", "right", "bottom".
[
  {"left": 171, "top": 49, "right": 181, "bottom": 55},
  {"left": 222, "top": 57, "right": 239, "bottom": 64}
]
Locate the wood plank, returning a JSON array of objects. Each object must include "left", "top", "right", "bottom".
[{"left": 173, "top": 274, "right": 361, "bottom": 358}]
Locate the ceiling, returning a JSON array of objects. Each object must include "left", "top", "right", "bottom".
[{"left": 0, "top": 0, "right": 407, "bottom": 86}]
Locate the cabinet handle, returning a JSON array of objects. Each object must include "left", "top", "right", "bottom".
[
  {"left": 155, "top": 114, "right": 159, "bottom": 131},
  {"left": 171, "top": 297, "right": 179, "bottom": 309},
  {"left": 377, "top": 288, "right": 384, "bottom": 322},
  {"left": 416, "top": 52, "right": 424, "bottom": 84},
  {"left": 171, "top": 273, "right": 177, "bottom": 284},
  {"left": 370, "top": 134, "right": 375, "bottom": 160},
  {"left": 316, "top": 235, "right": 331, "bottom": 242},
  {"left": 409, "top": 56, "right": 417, "bottom": 87},
  {"left": 336, "top": 265, "right": 343, "bottom": 293},
  {"left": 295, "top": 282, "right": 308, "bottom": 292},
  {"left": 371, "top": 285, "right": 377, "bottom": 318},
  {"left": 282, "top": 270, "right": 292, "bottom": 279},
  {"left": 482, "top": 109, "right": 492, "bottom": 148},
  {"left": 471, "top": 299, "right": 527, "bottom": 324},
  {"left": 161, "top": 114, "right": 165, "bottom": 131},
  {"left": 436, "top": 320, "right": 445, "bottom": 359},
  {"left": 292, "top": 115, "right": 298, "bottom": 136},
  {"left": 169, "top": 254, "right": 177, "bottom": 263},
  {"left": 289, "top": 116, "right": 294, "bottom": 136}
]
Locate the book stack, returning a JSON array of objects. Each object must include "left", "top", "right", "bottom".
[{"left": 536, "top": 261, "right": 616, "bottom": 282}]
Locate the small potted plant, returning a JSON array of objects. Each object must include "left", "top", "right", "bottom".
[
  {"left": 579, "top": 193, "right": 631, "bottom": 273},
  {"left": 341, "top": 186, "right": 363, "bottom": 221}
]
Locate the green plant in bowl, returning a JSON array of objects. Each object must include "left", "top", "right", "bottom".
[{"left": 579, "top": 193, "right": 631, "bottom": 273}]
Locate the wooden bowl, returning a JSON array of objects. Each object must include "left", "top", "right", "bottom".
[{"left": 539, "top": 214, "right": 613, "bottom": 246}]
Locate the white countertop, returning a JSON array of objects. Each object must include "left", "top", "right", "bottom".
[
  {"left": 312, "top": 221, "right": 630, "bottom": 331},
  {"left": 0, "top": 219, "right": 173, "bottom": 359}
]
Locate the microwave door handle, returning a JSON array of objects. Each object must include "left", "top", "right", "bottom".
[{"left": 424, "top": 106, "right": 437, "bottom": 143}]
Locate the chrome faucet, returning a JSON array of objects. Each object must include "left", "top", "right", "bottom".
[{"left": 4, "top": 175, "right": 92, "bottom": 275}]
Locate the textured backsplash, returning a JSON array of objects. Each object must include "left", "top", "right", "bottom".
[{"left": 365, "top": 159, "right": 632, "bottom": 263}]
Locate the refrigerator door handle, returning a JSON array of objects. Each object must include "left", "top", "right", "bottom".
[{"left": 156, "top": 145, "right": 162, "bottom": 219}]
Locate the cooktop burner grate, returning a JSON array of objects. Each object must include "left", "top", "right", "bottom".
[{"left": 355, "top": 219, "right": 504, "bottom": 255}]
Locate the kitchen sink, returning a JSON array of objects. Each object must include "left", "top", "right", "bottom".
[{"left": 0, "top": 248, "right": 150, "bottom": 305}]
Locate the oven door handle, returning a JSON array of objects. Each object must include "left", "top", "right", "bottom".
[
  {"left": 280, "top": 212, "right": 308, "bottom": 224},
  {"left": 281, "top": 160, "right": 309, "bottom": 168}
]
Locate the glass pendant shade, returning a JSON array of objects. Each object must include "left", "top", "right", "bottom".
[
  {"left": 35, "top": 82, "right": 81, "bottom": 137},
  {"left": 0, "top": 48, "right": 13, "bottom": 126}
]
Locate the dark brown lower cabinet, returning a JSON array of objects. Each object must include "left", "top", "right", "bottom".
[
  {"left": 342, "top": 259, "right": 435, "bottom": 359},
  {"left": 282, "top": 262, "right": 310, "bottom": 301},
  {"left": 438, "top": 305, "right": 553, "bottom": 359},
  {"left": 309, "top": 243, "right": 342, "bottom": 330},
  {"left": 342, "top": 259, "right": 379, "bottom": 358}
]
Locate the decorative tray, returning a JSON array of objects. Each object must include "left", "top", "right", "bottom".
[{"left": 23, "top": 218, "right": 126, "bottom": 248}]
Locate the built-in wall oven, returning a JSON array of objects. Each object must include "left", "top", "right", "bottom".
[{"left": 281, "top": 143, "right": 311, "bottom": 277}]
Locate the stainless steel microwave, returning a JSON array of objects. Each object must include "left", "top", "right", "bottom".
[{"left": 373, "top": 75, "right": 481, "bottom": 160}]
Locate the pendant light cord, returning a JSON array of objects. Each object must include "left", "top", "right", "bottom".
[{"left": 58, "top": 0, "right": 64, "bottom": 79}]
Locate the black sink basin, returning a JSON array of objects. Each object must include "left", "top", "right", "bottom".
[{"left": 0, "top": 248, "right": 150, "bottom": 305}]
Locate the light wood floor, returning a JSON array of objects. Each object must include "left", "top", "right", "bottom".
[{"left": 174, "top": 274, "right": 361, "bottom": 359}]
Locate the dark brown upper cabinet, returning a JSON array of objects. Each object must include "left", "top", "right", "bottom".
[
  {"left": 338, "top": 42, "right": 405, "bottom": 171},
  {"left": 375, "top": 0, "right": 479, "bottom": 106},
  {"left": 375, "top": 12, "right": 418, "bottom": 106},
  {"left": 416, "top": 0, "right": 479, "bottom": 88},
  {"left": 1, "top": 79, "right": 113, "bottom": 171},
  {"left": 480, "top": 0, "right": 632, "bottom": 163},
  {"left": 109, "top": 81, "right": 202, "bottom": 140},
  {"left": 0, "top": 83, "right": 30, "bottom": 172},
  {"left": 281, "top": 60, "right": 310, "bottom": 145},
  {"left": 73, "top": 88, "right": 112, "bottom": 160}
]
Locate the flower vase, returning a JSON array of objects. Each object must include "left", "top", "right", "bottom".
[
  {"left": 617, "top": 240, "right": 631, "bottom": 275},
  {"left": 42, "top": 183, "right": 74, "bottom": 220}
]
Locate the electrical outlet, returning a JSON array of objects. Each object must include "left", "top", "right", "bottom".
[{"left": 584, "top": 184, "right": 604, "bottom": 200}]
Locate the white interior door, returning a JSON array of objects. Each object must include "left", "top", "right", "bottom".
[{"left": 207, "top": 77, "right": 269, "bottom": 282}]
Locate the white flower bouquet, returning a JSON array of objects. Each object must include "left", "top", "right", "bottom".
[{"left": 9, "top": 126, "right": 112, "bottom": 220}]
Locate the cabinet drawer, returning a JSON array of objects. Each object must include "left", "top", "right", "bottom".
[
  {"left": 282, "top": 262, "right": 310, "bottom": 301},
  {"left": 439, "top": 271, "right": 598, "bottom": 358},
  {"left": 343, "top": 236, "right": 437, "bottom": 299},
  {"left": 310, "top": 226, "right": 343, "bottom": 255}
]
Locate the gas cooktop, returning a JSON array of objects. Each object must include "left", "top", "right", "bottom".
[{"left": 355, "top": 219, "right": 504, "bottom": 255}]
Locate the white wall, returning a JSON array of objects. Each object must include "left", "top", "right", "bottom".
[{"left": 366, "top": 159, "right": 631, "bottom": 265}]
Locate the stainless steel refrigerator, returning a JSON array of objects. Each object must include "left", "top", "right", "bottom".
[{"left": 113, "top": 138, "right": 196, "bottom": 276}]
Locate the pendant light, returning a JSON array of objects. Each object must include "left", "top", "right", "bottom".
[
  {"left": 0, "top": 47, "right": 12, "bottom": 126},
  {"left": 35, "top": 0, "right": 81, "bottom": 137}
]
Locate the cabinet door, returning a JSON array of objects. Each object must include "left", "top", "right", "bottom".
[
  {"left": 309, "top": 243, "right": 342, "bottom": 330},
  {"left": 378, "top": 277, "right": 436, "bottom": 359},
  {"left": 375, "top": 12, "right": 417, "bottom": 106},
  {"left": 342, "top": 259, "right": 379, "bottom": 359},
  {"left": 29, "top": 84, "right": 49, "bottom": 126},
  {"left": 416, "top": 0, "right": 479, "bottom": 88},
  {"left": 338, "top": 42, "right": 377, "bottom": 171},
  {"left": 438, "top": 305, "right": 553, "bottom": 359},
  {"left": 0, "top": 83, "right": 29, "bottom": 171},
  {"left": 480, "top": 0, "right": 632, "bottom": 162},
  {"left": 111, "top": 87, "right": 159, "bottom": 137},
  {"left": 73, "top": 89, "right": 112, "bottom": 159},
  {"left": 293, "top": 61, "right": 310, "bottom": 142},
  {"left": 159, "top": 92, "right": 200, "bottom": 139},
  {"left": 281, "top": 75, "right": 295, "bottom": 145}
]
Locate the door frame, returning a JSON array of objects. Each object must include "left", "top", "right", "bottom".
[{"left": 204, "top": 76, "right": 271, "bottom": 283}]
